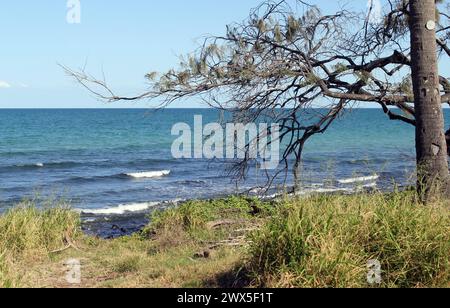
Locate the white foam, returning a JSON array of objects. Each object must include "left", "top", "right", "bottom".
[
  {"left": 261, "top": 187, "right": 353, "bottom": 200},
  {"left": 35, "top": 163, "right": 44, "bottom": 167},
  {"left": 297, "top": 187, "right": 354, "bottom": 195},
  {"left": 338, "top": 175, "right": 379, "bottom": 184},
  {"left": 261, "top": 193, "right": 281, "bottom": 200},
  {"left": 361, "top": 182, "right": 378, "bottom": 188},
  {"left": 79, "top": 202, "right": 159, "bottom": 215},
  {"left": 126, "top": 170, "right": 171, "bottom": 179},
  {"left": 249, "top": 187, "right": 266, "bottom": 194}
]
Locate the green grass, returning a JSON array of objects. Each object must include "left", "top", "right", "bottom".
[
  {"left": 0, "top": 200, "right": 81, "bottom": 287},
  {"left": 144, "top": 196, "right": 272, "bottom": 247},
  {"left": 0, "top": 193, "right": 448, "bottom": 288},
  {"left": 247, "top": 192, "right": 450, "bottom": 288},
  {"left": 148, "top": 196, "right": 269, "bottom": 232},
  {"left": 0, "top": 202, "right": 80, "bottom": 255}
]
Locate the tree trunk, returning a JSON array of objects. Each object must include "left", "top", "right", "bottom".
[{"left": 409, "top": 0, "right": 449, "bottom": 200}]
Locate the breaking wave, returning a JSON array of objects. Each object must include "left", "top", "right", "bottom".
[
  {"left": 125, "top": 170, "right": 171, "bottom": 179},
  {"left": 337, "top": 175, "right": 379, "bottom": 184},
  {"left": 78, "top": 202, "right": 159, "bottom": 215}
]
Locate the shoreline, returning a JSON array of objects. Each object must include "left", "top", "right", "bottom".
[
  {"left": 79, "top": 179, "right": 385, "bottom": 239},
  {"left": 1, "top": 173, "right": 389, "bottom": 239}
]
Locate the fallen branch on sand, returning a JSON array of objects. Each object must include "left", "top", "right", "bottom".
[
  {"left": 50, "top": 232, "right": 81, "bottom": 254},
  {"left": 206, "top": 219, "right": 247, "bottom": 230}
]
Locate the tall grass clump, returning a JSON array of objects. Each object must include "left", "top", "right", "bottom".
[
  {"left": 248, "top": 192, "right": 450, "bottom": 288},
  {"left": 144, "top": 196, "right": 270, "bottom": 249},
  {"left": 0, "top": 201, "right": 81, "bottom": 287},
  {"left": 148, "top": 196, "right": 266, "bottom": 234}
]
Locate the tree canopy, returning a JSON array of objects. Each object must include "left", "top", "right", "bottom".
[{"left": 65, "top": 0, "right": 450, "bottom": 190}]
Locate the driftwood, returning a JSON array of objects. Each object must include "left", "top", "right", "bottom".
[
  {"left": 207, "top": 236, "right": 248, "bottom": 250},
  {"left": 195, "top": 219, "right": 261, "bottom": 259},
  {"left": 194, "top": 235, "right": 250, "bottom": 259},
  {"left": 50, "top": 244, "right": 74, "bottom": 254},
  {"left": 206, "top": 219, "right": 248, "bottom": 230},
  {"left": 50, "top": 232, "right": 81, "bottom": 254}
]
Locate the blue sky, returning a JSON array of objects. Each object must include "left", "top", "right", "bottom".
[{"left": 0, "top": 0, "right": 440, "bottom": 108}]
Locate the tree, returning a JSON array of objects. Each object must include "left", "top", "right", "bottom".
[
  {"left": 64, "top": 0, "right": 450, "bottom": 199},
  {"left": 410, "top": 0, "right": 449, "bottom": 199}
]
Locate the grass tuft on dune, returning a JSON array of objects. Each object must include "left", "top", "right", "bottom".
[{"left": 0, "top": 201, "right": 81, "bottom": 287}]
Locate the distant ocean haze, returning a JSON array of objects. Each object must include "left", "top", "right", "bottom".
[{"left": 0, "top": 108, "right": 429, "bottom": 227}]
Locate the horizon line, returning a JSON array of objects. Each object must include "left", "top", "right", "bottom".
[{"left": 0, "top": 106, "right": 395, "bottom": 110}]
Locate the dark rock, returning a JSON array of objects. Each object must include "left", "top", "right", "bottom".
[{"left": 194, "top": 250, "right": 211, "bottom": 259}]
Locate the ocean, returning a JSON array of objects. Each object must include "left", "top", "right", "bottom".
[{"left": 0, "top": 108, "right": 438, "bottom": 237}]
